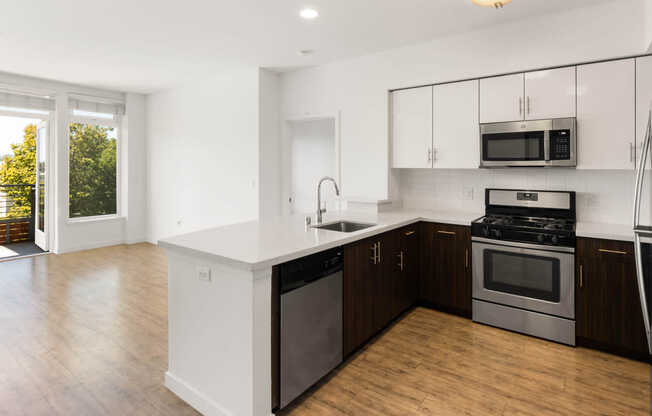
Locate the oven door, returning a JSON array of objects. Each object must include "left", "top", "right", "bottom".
[{"left": 472, "top": 237, "right": 575, "bottom": 319}]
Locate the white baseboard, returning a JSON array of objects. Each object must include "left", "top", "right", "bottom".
[
  {"left": 56, "top": 239, "right": 127, "bottom": 254},
  {"left": 124, "top": 237, "right": 147, "bottom": 245},
  {"left": 165, "top": 372, "right": 233, "bottom": 416}
]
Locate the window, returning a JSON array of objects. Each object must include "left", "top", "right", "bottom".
[{"left": 68, "top": 98, "right": 124, "bottom": 219}]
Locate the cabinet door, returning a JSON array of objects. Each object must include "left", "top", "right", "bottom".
[
  {"left": 454, "top": 227, "right": 472, "bottom": 315},
  {"left": 374, "top": 232, "right": 397, "bottom": 332},
  {"left": 392, "top": 87, "right": 433, "bottom": 168},
  {"left": 636, "top": 56, "right": 652, "bottom": 170},
  {"left": 577, "top": 59, "right": 636, "bottom": 170},
  {"left": 434, "top": 80, "right": 479, "bottom": 169},
  {"left": 421, "top": 223, "right": 471, "bottom": 316},
  {"left": 394, "top": 225, "right": 420, "bottom": 316},
  {"left": 479, "top": 73, "right": 524, "bottom": 123},
  {"left": 343, "top": 238, "right": 378, "bottom": 356},
  {"left": 524, "top": 67, "right": 576, "bottom": 120},
  {"left": 576, "top": 238, "right": 648, "bottom": 357}
]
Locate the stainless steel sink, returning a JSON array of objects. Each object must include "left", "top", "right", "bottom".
[{"left": 313, "top": 221, "right": 376, "bottom": 233}]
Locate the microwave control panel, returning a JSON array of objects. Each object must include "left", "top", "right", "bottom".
[{"left": 549, "top": 130, "right": 571, "bottom": 160}]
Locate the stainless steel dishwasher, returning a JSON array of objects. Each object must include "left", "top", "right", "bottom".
[{"left": 279, "top": 247, "right": 343, "bottom": 409}]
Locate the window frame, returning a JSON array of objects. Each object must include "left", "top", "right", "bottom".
[{"left": 67, "top": 112, "right": 122, "bottom": 222}]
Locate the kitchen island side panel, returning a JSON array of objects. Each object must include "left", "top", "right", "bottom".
[{"left": 165, "top": 249, "right": 272, "bottom": 416}]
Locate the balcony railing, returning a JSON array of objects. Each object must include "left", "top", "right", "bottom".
[{"left": 0, "top": 184, "right": 35, "bottom": 245}]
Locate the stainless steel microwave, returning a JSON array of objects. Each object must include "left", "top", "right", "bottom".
[{"left": 479, "top": 118, "right": 576, "bottom": 168}]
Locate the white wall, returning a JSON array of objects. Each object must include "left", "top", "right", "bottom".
[
  {"left": 145, "top": 68, "right": 260, "bottom": 243},
  {"left": 123, "top": 93, "right": 147, "bottom": 244},
  {"left": 259, "top": 69, "right": 281, "bottom": 219},
  {"left": 280, "top": 0, "right": 647, "bottom": 203},
  {"left": 647, "top": 0, "right": 652, "bottom": 51}
]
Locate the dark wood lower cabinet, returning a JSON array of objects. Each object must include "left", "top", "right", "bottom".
[
  {"left": 343, "top": 226, "right": 421, "bottom": 356},
  {"left": 421, "top": 223, "right": 472, "bottom": 317},
  {"left": 576, "top": 237, "right": 649, "bottom": 360},
  {"left": 343, "top": 236, "right": 380, "bottom": 356}
]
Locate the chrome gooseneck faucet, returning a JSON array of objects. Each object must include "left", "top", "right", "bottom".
[{"left": 316, "top": 176, "right": 340, "bottom": 224}]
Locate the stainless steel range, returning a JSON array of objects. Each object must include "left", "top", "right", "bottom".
[{"left": 471, "top": 189, "right": 576, "bottom": 345}]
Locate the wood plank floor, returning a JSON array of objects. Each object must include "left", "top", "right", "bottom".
[{"left": 0, "top": 243, "right": 649, "bottom": 415}]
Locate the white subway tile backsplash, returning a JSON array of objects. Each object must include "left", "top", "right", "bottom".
[{"left": 398, "top": 169, "right": 635, "bottom": 224}]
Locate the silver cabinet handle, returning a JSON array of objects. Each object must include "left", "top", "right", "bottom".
[
  {"left": 526, "top": 96, "right": 530, "bottom": 115},
  {"left": 377, "top": 241, "right": 381, "bottom": 264},
  {"left": 519, "top": 97, "right": 522, "bottom": 116},
  {"left": 579, "top": 264, "right": 583, "bottom": 288},
  {"left": 370, "top": 243, "right": 378, "bottom": 264},
  {"left": 427, "top": 148, "right": 432, "bottom": 164},
  {"left": 397, "top": 251, "right": 404, "bottom": 271}
]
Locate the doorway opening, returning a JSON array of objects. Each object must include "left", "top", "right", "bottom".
[
  {"left": 284, "top": 116, "right": 340, "bottom": 216},
  {"left": 0, "top": 114, "right": 49, "bottom": 261}
]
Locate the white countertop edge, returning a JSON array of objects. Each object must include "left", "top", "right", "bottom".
[{"left": 158, "top": 212, "right": 483, "bottom": 271}]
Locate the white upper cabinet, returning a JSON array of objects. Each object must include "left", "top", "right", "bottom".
[
  {"left": 577, "top": 59, "right": 636, "bottom": 170},
  {"left": 434, "top": 80, "right": 479, "bottom": 169},
  {"left": 636, "top": 56, "right": 652, "bottom": 169},
  {"left": 479, "top": 73, "right": 524, "bottom": 123},
  {"left": 524, "top": 67, "right": 576, "bottom": 120},
  {"left": 481, "top": 69, "right": 577, "bottom": 123},
  {"left": 392, "top": 86, "right": 433, "bottom": 168}
]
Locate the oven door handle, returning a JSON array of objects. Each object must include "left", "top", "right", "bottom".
[{"left": 471, "top": 236, "right": 575, "bottom": 254}]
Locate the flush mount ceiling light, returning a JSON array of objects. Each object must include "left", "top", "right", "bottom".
[
  {"left": 300, "top": 8, "right": 319, "bottom": 19},
  {"left": 472, "top": 0, "right": 512, "bottom": 8}
]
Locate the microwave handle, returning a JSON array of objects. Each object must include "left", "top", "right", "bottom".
[{"left": 544, "top": 130, "right": 551, "bottom": 162}]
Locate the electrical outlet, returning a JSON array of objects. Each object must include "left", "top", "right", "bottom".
[
  {"left": 462, "top": 186, "right": 474, "bottom": 201},
  {"left": 197, "top": 266, "right": 211, "bottom": 282}
]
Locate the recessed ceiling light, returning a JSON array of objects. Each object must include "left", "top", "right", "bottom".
[
  {"left": 300, "top": 8, "right": 319, "bottom": 19},
  {"left": 472, "top": 0, "right": 512, "bottom": 8},
  {"left": 298, "top": 49, "right": 315, "bottom": 56}
]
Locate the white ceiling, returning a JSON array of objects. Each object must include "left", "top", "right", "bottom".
[{"left": 0, "top": 0, "right": 610, "bottom": 93}]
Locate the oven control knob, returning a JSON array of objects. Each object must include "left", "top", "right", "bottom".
[
  {"left": 551, "top": 235, "right": 559, "bottom": 245},
  {"left": 492, "top": 229, "right": 502, "bottom": 239},
  {"left": 482, "top": 226, "right": 490, "bottom": 237},
  {"left": 537, "top": 234, "right": 545, "bottom": 243}
]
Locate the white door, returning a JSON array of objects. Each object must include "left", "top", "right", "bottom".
[
  {"left": 434, "top": 80, "right": 479, "bottom": 169},
  {"left": 479, "top": 73, "right": 524, "bottom": 123},
  {"left": 524, "top": 67, "right": 576, "bottom": 120},
  {"left": 34, "top": 121, "right": 48, "bottom": 250},
  {"left": 392, "top": 87, "right": 433, "bottom": 168},
  {"left": 636, "top": 56, "right": 652, "bottom": 170},
  {"left": 577, "top": 59, "right": 636, "bottom": 170}
]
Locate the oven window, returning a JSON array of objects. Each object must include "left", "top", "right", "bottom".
[
  {"left": 483, "top": 131, "right": 544, "bottom": 161},
  {"left": 483, "top": 249, "right": 560, "bottom": 302}
]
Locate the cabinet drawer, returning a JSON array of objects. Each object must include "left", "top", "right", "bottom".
[{"left": 577, "top": 238, "right": 634, "bottom": 263}]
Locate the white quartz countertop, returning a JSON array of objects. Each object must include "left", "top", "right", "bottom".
[{"left": 158, "top": 209, "right": 482, "bottom": 270}]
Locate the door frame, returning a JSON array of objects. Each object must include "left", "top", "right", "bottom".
[
  {"left": 281, "top": 112, "right": 342, "bottom": 216},
  {"left": 34, "top": 120, "right": 49, "bottom": 251},
  {"left": 0, "top": 110, "right": 53, "bottom": 252}
]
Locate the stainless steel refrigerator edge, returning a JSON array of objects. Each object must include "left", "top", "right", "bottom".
[{"left": 632, "top": 108, "right": 652, "bottom": 355}]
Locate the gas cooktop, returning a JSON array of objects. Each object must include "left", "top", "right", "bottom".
[{"left": 471, "top": 189, "right": 576, "bottom": 248}]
